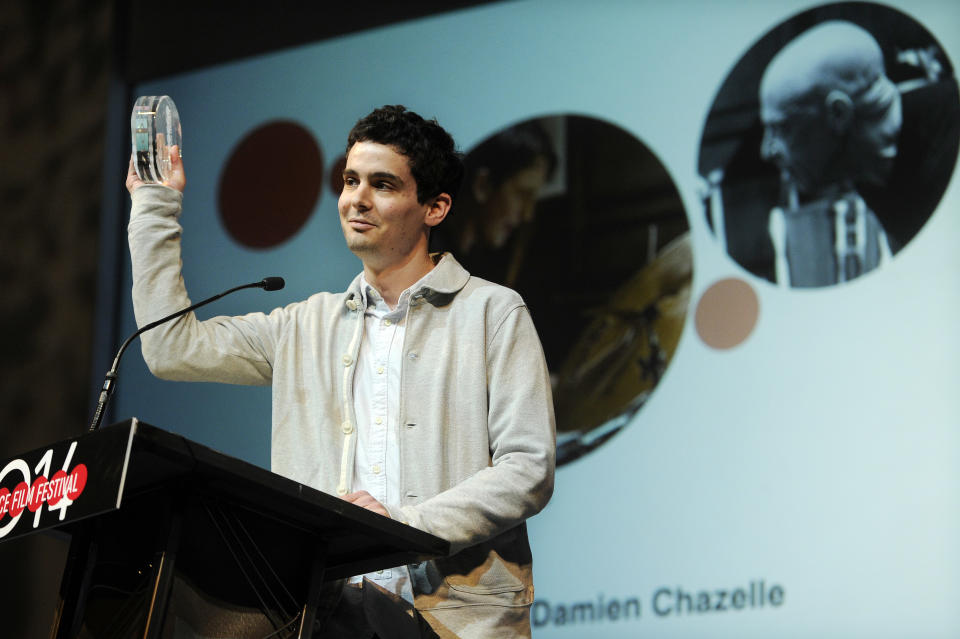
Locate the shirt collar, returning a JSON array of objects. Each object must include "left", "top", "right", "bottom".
[{"left": 347, "top": 252, "right": 470, "bottom": 311}]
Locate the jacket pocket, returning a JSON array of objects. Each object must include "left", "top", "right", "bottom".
[
  {"left": 413, "top": 527, "right": 534, "bottom": 610},
  {"left": 445, "top": 553, "right": 525, "bottom": 595}
]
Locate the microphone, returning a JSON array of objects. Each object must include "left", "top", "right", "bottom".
[
  {"left": 88, "top": 277, "right": 286, "bottom": 432},
  {"left": 261, "top": 276, "right": 285, "bottom": 291}
]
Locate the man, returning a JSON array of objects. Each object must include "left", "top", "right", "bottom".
[
  {"left": 126, "top": 105, "right": 556, "bottom": 637},
  {"left": 758, "top": 21, "right": 901, "bottom": 287},
  {"left": 433, "top": 119, "right": 556, "bottom": 290}
]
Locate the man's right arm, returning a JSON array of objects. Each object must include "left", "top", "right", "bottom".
[{"left": 127, "top": 152, "right": 280, "bottom": 385}]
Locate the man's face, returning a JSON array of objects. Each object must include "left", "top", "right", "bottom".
[
  {"left": 479, "top": 156, "right": 550, "bottom": 249},
  {"left": 852, "top": 98, "right": 901, "bottom": 185},
  {"left": 760, "top": 92, "right": 844, "bottom": 197},
  {"left": 338, "top": 141, "right": 431, "bottom": 266}
]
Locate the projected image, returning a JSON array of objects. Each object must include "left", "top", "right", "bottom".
[
  {"left": 699, "top": 2, "right": 960, "bottom": 288},
  {"left": 432, "top": 115, "right": 691, "bottom": 466}
]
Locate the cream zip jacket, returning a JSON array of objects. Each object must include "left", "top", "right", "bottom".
[{"left": 128, "top": 185, "right": 556, "bottom": 637}]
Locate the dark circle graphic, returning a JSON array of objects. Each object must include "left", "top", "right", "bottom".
[
  {"left": 432, "top": 115, "right": 692, "bottom": 466},
  {"left": 219, "top": 121, "right": 324, "bottom": 249},
  {"left": 695, "top": 278, "right": 760, "bottom": 349},
  {"left": 698, "top": 2, "right": 959, "bottom": 288}
]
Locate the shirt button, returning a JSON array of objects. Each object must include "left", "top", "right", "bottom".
[
  {"left": 375, "top": 416, "right": 383, "bottom": 425},
  {"left": 407, "top": 352, "right": 418, "bottom": 360},
  {"left": 345, "top": 299, "right": 358, "bottom": 311},
  {"left": 384, "top": 319, "right": 392, "bottom": 326},
  {"left": 342, "top": 354, "right": 353, "bottom": 366},
  {"left": 372, "top": 464, "right": 381, "bottom": 474},
  {"left": 376, "top": 366, "right": 385, "bottom": 374},
  {"left": 341, "top": 421, "right": 353, "bottom": 434}
]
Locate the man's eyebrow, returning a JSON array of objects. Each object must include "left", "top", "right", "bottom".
[
  {"left": 370, "top": 171, "right": 403, "bottom": 184},
  {"left": 342, "top": 168, "right": 404, "bottom": 185}
]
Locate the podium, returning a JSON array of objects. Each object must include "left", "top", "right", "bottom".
[{"left": 0, "top": 419, "right": 449, "bottom": 638}]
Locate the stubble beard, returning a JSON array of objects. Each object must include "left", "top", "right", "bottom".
[{"left": 345, "top": 232, "right": 376, "bottom": 258}]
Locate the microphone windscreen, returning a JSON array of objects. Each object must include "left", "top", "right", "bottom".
[{"left": 261, "top": 277, "right": 285, "bottom": 291}]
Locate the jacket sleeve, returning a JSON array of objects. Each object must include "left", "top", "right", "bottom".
[
  {"left": 391, "top": 303, "right": 556, "bottom": 554},
  {"left": 128, "top": 185, "right": 282, "bottom": 385}
]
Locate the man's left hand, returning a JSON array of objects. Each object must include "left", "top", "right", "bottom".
[{"left": 342, "top": 491, "right": 391, "bottom": 518}]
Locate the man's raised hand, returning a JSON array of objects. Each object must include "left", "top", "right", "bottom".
[{"left": 126, "top": 143, "right": 186, "bottom": 195}]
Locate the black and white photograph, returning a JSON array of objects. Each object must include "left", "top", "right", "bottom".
[{"left": 699, "top": 2, "right": 960, "bottom": 288}]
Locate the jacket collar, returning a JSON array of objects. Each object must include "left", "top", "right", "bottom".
[{"left": 344, "top": 252, "right": 470, "bottom": 309}]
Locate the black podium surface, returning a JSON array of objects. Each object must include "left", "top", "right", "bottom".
[{"left": 0, "top": 419, "right": 449, "bottom": 638}]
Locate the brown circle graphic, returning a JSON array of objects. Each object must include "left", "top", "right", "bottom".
[
  {"left": 431, "top": 115, "right": 692, "bottom": 466},
  {"left": 695, "top": 278, "right": 759, "bottom": 349},
  {"left": 218, "top": 121, "right": 323, "bottom": 249}
]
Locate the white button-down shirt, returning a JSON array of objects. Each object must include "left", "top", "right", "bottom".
[{"left": 350, "top": 271, "right": 431, "bottom": 600}]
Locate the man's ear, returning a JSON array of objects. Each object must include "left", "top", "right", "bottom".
[
  {"left": 424, "top": 193, "right": 452, "bottom": 228},
  {"left": 824, "top": 90, "right": 854, "bottom": 134}
]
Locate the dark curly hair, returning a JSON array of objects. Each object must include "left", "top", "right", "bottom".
[{"left": 346, "top": 105, "right": 464, "bottom": 205}]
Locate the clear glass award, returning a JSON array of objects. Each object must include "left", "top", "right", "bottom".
[{"left": 131, "top": 96, "right": 182, "bottom": 183}]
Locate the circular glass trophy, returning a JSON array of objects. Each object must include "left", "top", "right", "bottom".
[{"left": 131, "top": 96, "right": 182, "bottom": 184}]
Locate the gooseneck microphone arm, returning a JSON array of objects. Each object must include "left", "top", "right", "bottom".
[{"left": 88, "top": 277, "right": 285, "bottom": 432}]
